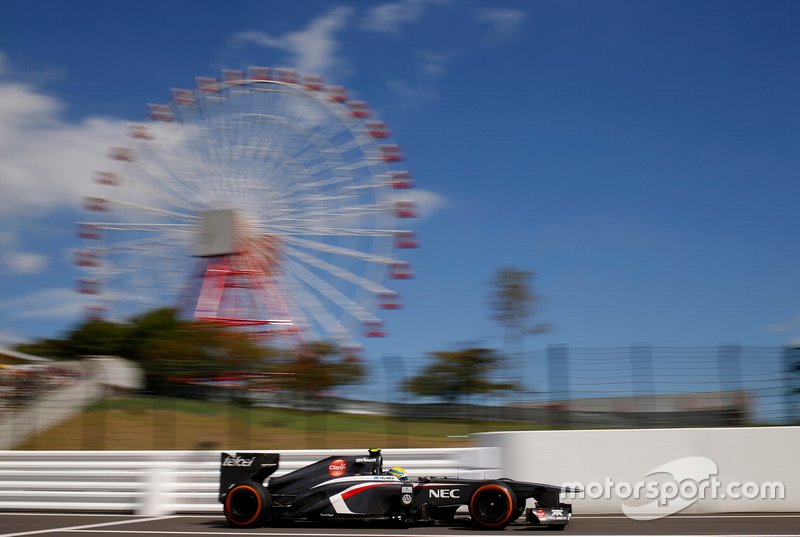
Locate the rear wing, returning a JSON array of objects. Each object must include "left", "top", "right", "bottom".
[{"left": 218, "top": 452, "right": 280, "bottom": 502}]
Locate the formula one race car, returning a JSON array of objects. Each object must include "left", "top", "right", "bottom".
[{"left": 219, "top": 449, "right": 573, "bottom": 530}]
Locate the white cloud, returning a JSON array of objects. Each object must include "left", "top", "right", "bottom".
[
  {"left": 0, "top": 231, "right": 48, "bottom": 274},
  {"left": 419, "top": 50, "right": 451, "bottom": 77},
  {"left": 361, "top": 0, "right": 428, "bottom": 33},
  {"left": 5, "top": 252, "right": 47, "bottom": 275},
  {"left": 0, "top": 287, "right": 90, "bottom": 320},
  {"left": 766, "top": 314, "right": 800, "bottom": 333},
  {"left": 231, "top": 6, "right": 354, "bottom": 77},
  {"left": 0, "top": 72, "right": 126, "bottom": 217},
  {"left": 387, "top": 50, "right": 453, "bottom": 102},
  {"left": 392, "top": 189, "right": 446, "bottom": 220},
  {"left": 388, "top": 79, "right": 440, "bottom": 101},
  {"left": 475, "top": 7, "right": 527, "bottom": 44}
]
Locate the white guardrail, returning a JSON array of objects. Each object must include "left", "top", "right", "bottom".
[{"left": 0, "top": 448, "right": 501, "bottom": 515}]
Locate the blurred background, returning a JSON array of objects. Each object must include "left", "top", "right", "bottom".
[
  {"left": 1, "top": 0, "right": 799, "bottom": 451},
  {"left": 1, "top": 330, "right": 796, "bottom": 450}
]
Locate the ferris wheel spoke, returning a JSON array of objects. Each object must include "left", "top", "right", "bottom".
[
  {"left": 280, "top": 271, "right": 352, "bottom": 344},
  {"left": 283, "top": 259, "right": 379, "bottom": 325},
  {"left": 279, "top": 175, "right": 360, "bottom": 201},
  {"left": 79, "top": 221, "right": 197, "bottom": 233},
  {"left": 284, "top": 245, "right": 393, "bottom": 295},
  {"left": 282, "top": 236, "right": 396, "bottom": 265},
  {"left": 103, "top": 198, "right": 200, "bottom": 221},
  {"left": 268, "top": 201, "right": 389, "bottom": 223},
  {"left": 267, "top": 225, "right": 394, "bottom": 237},
  {"left": 272, "top": 206, "right": 389, "bottom": 226},
  {"left": 110, "top": 167, "right": 200, "bottom": 213},
  {"left": 132, "top": 133, "right": 220, "bottom": 209},
  {"left": 99, "top": 233, "right": 190, "bottom": 259}
]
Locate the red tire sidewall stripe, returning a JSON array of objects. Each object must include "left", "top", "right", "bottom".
[
  {"left": 225, "top": 484, "right": 262, "bottom": 526},
  {"left": 469, "top": 484, "right": 514, "bottom": 528}
]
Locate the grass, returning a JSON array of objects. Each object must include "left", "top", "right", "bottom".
[{"left": 18, "top": 396, "right": 549, "bottom": 450}]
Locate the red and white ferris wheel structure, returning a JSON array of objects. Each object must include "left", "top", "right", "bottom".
[{"left": 76, "top": 67, "right": 418, "bottom": 350}]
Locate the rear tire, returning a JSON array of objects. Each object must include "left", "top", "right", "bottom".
[
  {"left": 223, "top": 481, "right": 271, "bottom": 527},
  {"left": 468, "top": 482, "right": 518, "bottom": 530}
]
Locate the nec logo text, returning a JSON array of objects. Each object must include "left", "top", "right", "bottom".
[{"left": 428, "top": 488, "right": 460, "bottom": 499}]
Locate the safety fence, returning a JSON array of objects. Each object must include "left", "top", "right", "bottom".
[
  {"left": 0, "top": 448, "right": 500, "bottom": 514},
  {"left": 0, "top": 345, "right": 796, "bottom": 450},
  {"left": 377, "top": 344, "right": 795, "bottom": 427}
]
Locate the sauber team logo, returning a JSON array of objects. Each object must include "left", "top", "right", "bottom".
[
  {"left": 328, "top": 459, "right": 347, "bottom": 477},
  {"left": 223, "top": 456, "right": 255, "bottom": 467}
]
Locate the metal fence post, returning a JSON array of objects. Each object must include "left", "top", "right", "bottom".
[
  {"left": 784, "top": 347, "right": 800, "bottom": 425},
  {"left": 630, "top": 344, "right": 654, "bottom": 427},
  {"left": 718, "top": 344, "right": 743, "bottom": 425},
  {"left": 547, "top": 344, "right": 570, "bottom": 428}
]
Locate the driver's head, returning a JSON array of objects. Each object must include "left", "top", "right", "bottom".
[{"left": 387, "top": 466, "right": 408, "bottom": 480}]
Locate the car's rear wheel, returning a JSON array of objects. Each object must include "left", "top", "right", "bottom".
[
  {"left": 468, "top": 482, "right": 518, "bottom": 530},
  {"left": 224, "top": 481, "right": 271, "bottom": 527}
]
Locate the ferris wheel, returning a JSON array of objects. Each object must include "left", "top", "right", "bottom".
[{"left": 75, "top": 67, "right": 418, "bottom": 350}]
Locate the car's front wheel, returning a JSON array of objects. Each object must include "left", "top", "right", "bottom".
[
  {"left": 223, "top": 481, "right": 271, "bottom": 527},
  {"left": 468, "top": 482, "right": 518, "bottom": 530}
]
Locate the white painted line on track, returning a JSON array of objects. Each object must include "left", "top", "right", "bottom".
[
  {"left": 163, "top": 513, "right": 800, "bottom": 519},
  {"left": 62, "top": 528, "right": 800, "bottom": 537},
  {"left": 0, "top": 515, "right": 177, "bottom": 537},
  {"left": 3, "top": 513, "right": 800, "bottom": 519},
  {"left": 574, "top": 514, "right": 800, "bottom": 519},
  {"left": 69, "top": 530, "right": 468, "bottom": 537},
  {"left": 0, "top": 513, "right": 158, "bottom": 517}
]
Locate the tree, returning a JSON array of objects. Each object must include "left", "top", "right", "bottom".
[
  {"left": 15, "top": 320, "right": 128, "bottom": 359},
  {"left": 489, "top": 267, "right": 550, "bottom": 354},
  {"left": 14, "top": 308, "right": 277, "bottom": 396},
  {"left": 404, "top": 347, "right": 516, "bottom": 403},
  {"left": 273, "top": 341, "right": 365, "bottom": 397}
]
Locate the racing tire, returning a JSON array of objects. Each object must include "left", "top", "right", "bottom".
[
  {"left": 468, "top": 482, "right": 518, "bottom": 530},
  {"left": 223, "top": 481, "right": 271, "bottom": 528}
]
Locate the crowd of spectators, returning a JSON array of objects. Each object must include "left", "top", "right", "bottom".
[{"left": 0, "top": 364, "right": 82, "bottom": 415}]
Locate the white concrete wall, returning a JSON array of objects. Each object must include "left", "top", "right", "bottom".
[
  {"left": 475, "top": 427, "right": 799, "bottom": 515},
  {"left": 0, "top": 448, "right": 499, "bottom": 514}
]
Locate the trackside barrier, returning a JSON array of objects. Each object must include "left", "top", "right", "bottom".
[
  {"left": 0, "top": 448, "right": 501, "bottom": 515},
  {"left": 476, "top": 426, "right": 800, "bottom": 515}
]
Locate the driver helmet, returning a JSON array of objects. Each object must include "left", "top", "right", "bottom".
[{"left": 387, "top": 466, "right": 408, "bottom": 480}]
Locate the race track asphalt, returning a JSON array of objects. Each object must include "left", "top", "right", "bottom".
[{"left": 1, "top": 513, "right": 799, "bottom": 537}]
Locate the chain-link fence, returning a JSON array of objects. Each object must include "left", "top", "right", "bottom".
[
  {"left": 374, "top": 344, "right": 793, "bottom": 427},
  {"left": 1, "top": 344, "right": 797, "bottom": 449}
]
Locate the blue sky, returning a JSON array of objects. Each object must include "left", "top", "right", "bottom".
[{"left": 0, "top": 0, "right": 799, "bottom": 362}]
